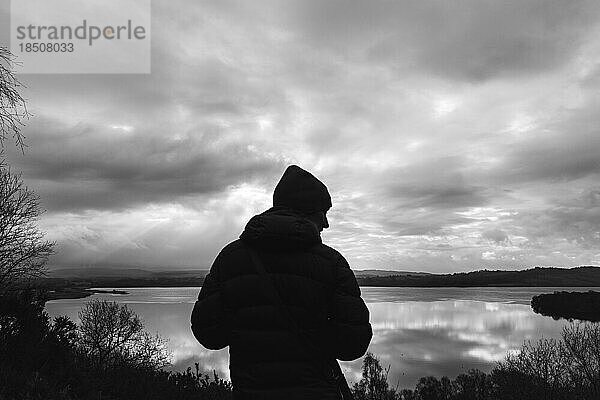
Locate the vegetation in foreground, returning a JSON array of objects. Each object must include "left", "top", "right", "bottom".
[
  {"left": 0, "top": 292, "right": 232, "bottom": 400},
  {"left": 2, "top": 292, "right": 600, "bottom": 400},
  {"left": 354, "top": 322, "right": 600, "bottom": 400}
]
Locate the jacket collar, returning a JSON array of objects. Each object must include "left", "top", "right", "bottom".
[{"left": 239, "top": 207, "right": 321, "bottom": 250}]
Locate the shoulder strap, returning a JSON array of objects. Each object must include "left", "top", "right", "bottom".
[{"left": 246, "top": 245, "right": 354, "bottom": 400}]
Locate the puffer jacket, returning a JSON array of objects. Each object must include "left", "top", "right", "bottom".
[{"left": 191, "top": 206, "right": 372, "bottom": 399}]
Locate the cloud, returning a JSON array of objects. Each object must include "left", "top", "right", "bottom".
[
  {"left": 482, "top": 229, "right": 509, "bottom": 244},
  {"left": 494, "top": 107, "right": 600, "bottom": 184},
  {"left": 283, "top": 0, "right": 600, "bottom": 81},
  {"left": 41, "top": 184, "right": 273, "bottom": 268},
  {"left": 6, "top": 117, "right": 283, "bottom": 212},
  {"left": 4, "top": 0, "right": 600, "bottom": 272},
  {"left": 520, "top": 188, "right": 600, "bottom": 248}
]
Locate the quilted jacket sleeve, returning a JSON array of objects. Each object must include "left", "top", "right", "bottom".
[
  {"left": 190, "top": 251, "right": 230, "bottom": 350},
  {"left": 326, "top": 253, "right": 372, "bottom": 361}
]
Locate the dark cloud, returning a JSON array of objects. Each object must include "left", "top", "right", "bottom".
[
  {"left": 380, "top": 214, "right": 479, "bottom": 237},
  {"left": 373, "top": 1, "right": 600, "bottom": 81},
  {"left": 482, "top": 229, "right": 509, "bottom": 244},
  {"left": 384, "top": 157, "right": 491, "bottom": 210},
  {"left": 390, "top": 184, "right": 489, "bottom": 210},
  {"left": 498, "top": 131, "right": 600, "bottom": 184},
  {"left": 285, "top": 0, "right": 600, "bottom": 81},
  {"left": 6, "top": 117, "right": 283, "bottom": 212},
  {"left": 528, "top": 189, "right": 600, "bottom": 247}
]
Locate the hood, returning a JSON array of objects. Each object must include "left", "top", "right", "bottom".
[
  {"left": 239, "top": 207, "right": 321, "bottom": 251},
  {"left": 273, "top": 165, "right": 332, "bottom": 214}
]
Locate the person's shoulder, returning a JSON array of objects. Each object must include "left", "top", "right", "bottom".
[
  {"left": 311, "top": 243, "right": 349, "bottom": 268},
  {"left": 217, "top": 239, "right": 247, "bottom": 257},
  {"left": 210, "top": 240, "right": 248, "bottom": 279}
]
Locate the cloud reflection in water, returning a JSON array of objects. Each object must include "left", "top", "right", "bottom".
[{"left": 46, "top": 286, "right": 578, "bottom": 389}]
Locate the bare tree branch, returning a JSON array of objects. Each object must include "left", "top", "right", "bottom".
[
  {"left": 0, "top": 156, "right": 54, "bottom": 291},
  {"left": 0, "top": 47, "right": 30, "bottom": 152},
  {"left": 78, "top": 300, "right": 171, "bottom": 370}
]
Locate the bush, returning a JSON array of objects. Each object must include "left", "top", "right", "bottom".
[
  {"left": 0, "top": 293, "right": 232, "bottom": 400},
  {"left": 352, "top": 352, "right": 400, "bottom": 400},
  {"left": 454, "top": 369, "right": 491, "bottom": 400},
  {"left": 78, "top": 299, "right": 170, "bottom": 370},
  {"left": 494, "top": 322, "right": 600, "bottom": 400},
  {"left": 0, "top": 291, "right": 81, "bottom": 399},
  {"left": 391, "top": 322, "right": 600, "bottom": 400}
]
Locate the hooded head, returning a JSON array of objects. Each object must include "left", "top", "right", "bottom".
[
  {"left": 273, "top": 165, "right": 332, "bottom": 214},
  {"left": 239, "top": 165, "right": 331, "bottom": 250}
]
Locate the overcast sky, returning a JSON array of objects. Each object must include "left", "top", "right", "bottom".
[{"left": 3, "top": 0, "right": 600, "bottom": 272}]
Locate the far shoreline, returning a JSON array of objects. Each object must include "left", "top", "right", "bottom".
[
  {"left": 45, "top": 288, "right": 129, "bottom": 302},
  {"left": 43, "top": 285, "right": 600, "bottom": 302}
]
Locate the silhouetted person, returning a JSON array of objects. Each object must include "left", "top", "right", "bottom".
[{"left": 191, "top": 165, "right": 372, "bottom": 399}]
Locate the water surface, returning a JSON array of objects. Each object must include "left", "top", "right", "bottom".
[{"left": 46, "top": 286, "right": 595, "bottom": 389}]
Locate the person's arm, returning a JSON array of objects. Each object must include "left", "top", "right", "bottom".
[
  {"left": 326, "top": 253, "right": 372, "bottom": 361},
  {"left": 190, "top": 251, "right": 230, "bottom": 350}
]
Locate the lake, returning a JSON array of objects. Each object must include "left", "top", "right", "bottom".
[{"left": 45, "top": 286, "right": 596, "bottom": 389}]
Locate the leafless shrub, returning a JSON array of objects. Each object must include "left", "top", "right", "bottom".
[
  {"left": 560, "top": 322, "right": 600, "bottom": 397},
  {"left": 501, "top": 337, "right": 568, "bottom": 397},
  {"left": 0, "top": 159, "right": 54, "bottom": 291},
  {"left": 498, "top": 322, "right": 600, "bottom": 399},
  {"left": 78, "top": 299, "right": 171, "bottom": 370}
]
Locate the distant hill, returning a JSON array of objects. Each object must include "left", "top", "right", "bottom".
[
  {"left": 353, "top": 269, "right": 431, "bottom": 277},
  {"left": 356, "top": 266, "right": 600, "bottom": 287},
  {"left": 40, "top": 265, "right": 600, "bottom": 292},
  {"left": 48, "top": 267, "right": 209, "bottom": 279},
  {"left": 49, "top": 267, "right": 157, "bottom": 279},
  {"left": 40, "top": 267, "right": 209, "bottom": 294},
  {"left": 49, "top": 266, "right": 424, "bottom": 280}
]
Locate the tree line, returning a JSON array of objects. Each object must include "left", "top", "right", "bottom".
[
  {"left": 357, "top": 266, "right": 600, "bottom": 287},
  {"left": 531, "top": 291, "right": 600, "bottom": 322}
]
